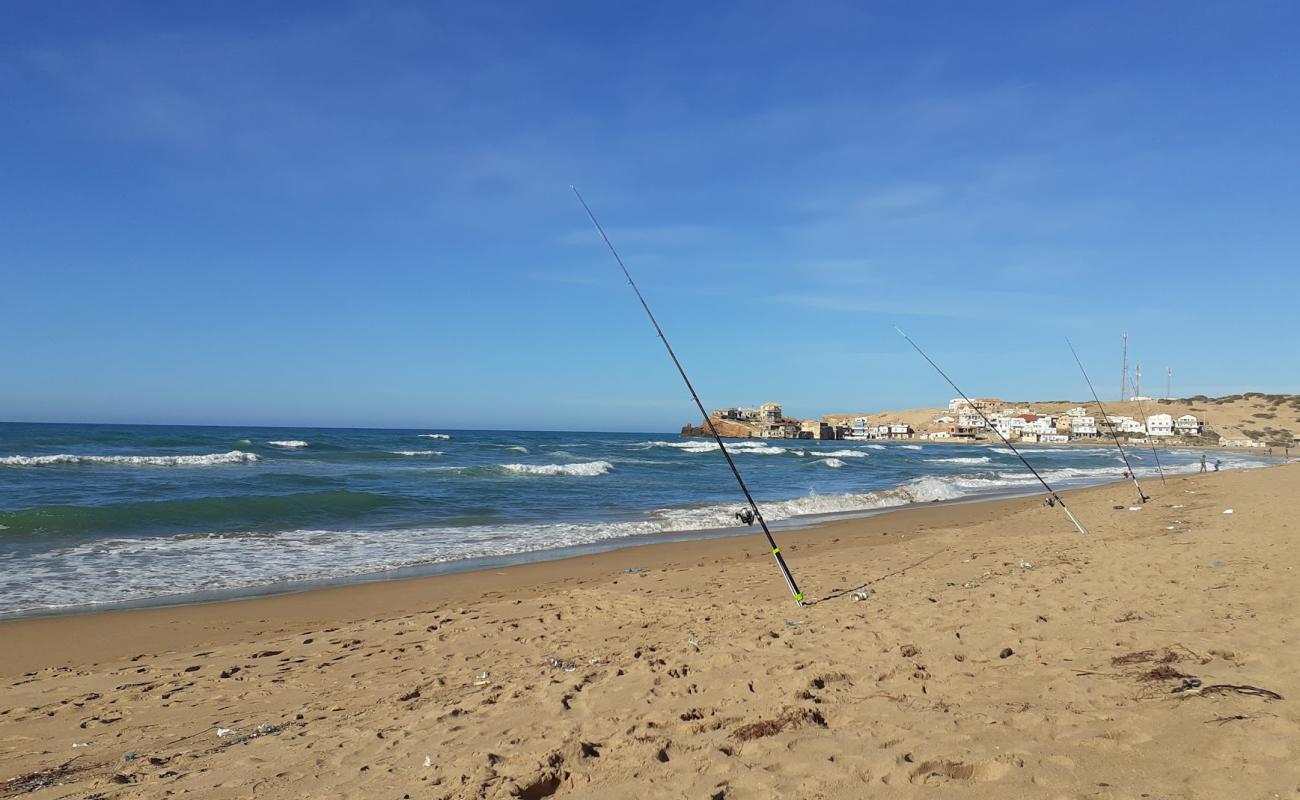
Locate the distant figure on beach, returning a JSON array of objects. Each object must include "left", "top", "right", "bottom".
[
  {"left": 1214, "top": 459, "right": 1221, "bottom": 472},
  {"left": 1200, "top": 454, "right": 1208, "bottom": 473}
]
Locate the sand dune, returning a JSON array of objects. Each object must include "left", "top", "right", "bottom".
[{"left": 2, "top": 465, "right": 1298, "bottom": 798}]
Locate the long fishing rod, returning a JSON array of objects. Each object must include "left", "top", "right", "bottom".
[
  {"left": 1066, "top": 337, "right": 1149, "bottom": 503},
  {"left": 895, "top": 326, "right": 1088, "bottom": 535},
  {"left": 571, "top": 186, "right": 806, "bottom": 606},
  {"left": 1130, "top": 393, "right": 1168, "bottom": 486}
]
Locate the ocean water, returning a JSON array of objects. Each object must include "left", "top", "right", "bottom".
[{"left": 0, "top": 422, "right": 1276, "bottom": 617}]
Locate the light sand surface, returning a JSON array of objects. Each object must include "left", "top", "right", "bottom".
[{"left": 2, "top": 465, "right": 1297, "bottom": 799}]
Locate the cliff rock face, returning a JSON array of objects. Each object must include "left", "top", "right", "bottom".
[{"left": 680, "top": 416, "right": 760, "bottom": 439}]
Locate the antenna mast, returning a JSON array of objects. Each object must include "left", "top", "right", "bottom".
[{"left": 1120, "top": 333, "right": 1128, "bottom": 402}]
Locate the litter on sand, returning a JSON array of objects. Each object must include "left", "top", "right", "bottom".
[
  {"left": 1018, "top": 560, "right": 1034, "bottom": 570},
  {"left": 851, "top": 589, "right": 871, "bottom": 602},
  {"left": 423, "top": 755, "right": 433, "bottom": 768},
  {"left": 622, "top": 567, "right": 644, "bottom": 574},
  {"left": 547, "top": 657, "right": 577, "bottom": 672},
  {"left": 1129, "top": 507, "right": 1142, "bottom": 512},
  {"left": 473, "top": 671, "right": 490, "bottom": 686},
  {"left": 1223, "top": 509, "right": 1234, "bottom": 515},
  {"left": 216, "top": 728, "right": 236, "bottom": 738}
]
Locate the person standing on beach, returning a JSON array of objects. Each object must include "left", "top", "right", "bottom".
[
  {"left": 1200, "top": 454, "right": 1208, "bottom": 473},
  {"left": 1214, "top": 459, "right": 1221, "bottom": 472}
]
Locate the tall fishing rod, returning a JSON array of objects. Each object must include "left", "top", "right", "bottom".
[
  {"left": 894, "top": 326, "right": 1088, "bottom": 535},
  {"left": 1066, "top": 337, "right": 1149, "bottom": 503},
  {"left": 1130, "top": 393, "right": 1168, "bottom": 486},
  {"left": 571, "top": 186, "right": 806, "bottom": 606}
]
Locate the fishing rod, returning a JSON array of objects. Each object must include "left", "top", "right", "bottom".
[
  {"left": 1066, "top": 337, "right": 1149, "bottom": 503},
  {"left": 571, "top": 186, "right": 806, "bottom": 606},
  {"left": 894, "top": 326, "right": 1088, "bottom": 535},
  {"left": 1130, "top": 393, "right": 1168, "bottom": 486}
]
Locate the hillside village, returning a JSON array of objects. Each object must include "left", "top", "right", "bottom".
[{"left": 681, "top": 394, "right": 1300, "bottom": 450}]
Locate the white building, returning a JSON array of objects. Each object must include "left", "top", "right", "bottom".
[
  {"left": 1070, "top": 416, "right": 1098, "bottom": 437},
  {"left": 1067, "top": 406, "right": 1089, "bottom": 418},
  {"left": 1147, "top": 414, "right": 1174, "bottom": 437},
  {"left": 994, "top": 416, "right": 1028, "bottom": 439},
  {"left": 850, "top": 416, "right": 871, "bottom": 438},
  {"left": 1040, "top": 433, "right": 1070, "bottom": 443},
  {"left": 888, "top": 423, "right": 913, "bottom": 439},
  {"left": 1022, "top": 415, "right": 1057, "bottom": 435},
  {"left": 1174, "top": 414, "right": 1202, "bottom": 436}
]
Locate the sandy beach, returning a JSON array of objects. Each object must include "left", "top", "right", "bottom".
[{"left": 2, "top": 464, "right": 1297, "bottom": 799}]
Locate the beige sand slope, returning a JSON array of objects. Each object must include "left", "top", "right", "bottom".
[
  {"left": 2, "top": 465, "right": 1298, "bottom": 799},
  {"left": 826, "top": 393, "right": 1300, "bottom": 446}
]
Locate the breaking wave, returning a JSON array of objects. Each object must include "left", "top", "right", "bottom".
[
  {"left": 389, "top": 450, "right": 444, "bottom": 457},
  {"left": 815, "top": 458, "right": 847, "bottom": 468},
  {"left": 817, "top": 449, "right": 869, "bottom": 458},
  {"left": 927, "top": 456, "right": 991, "bottom": 464},
  {"left": 500, "top": 461, "right": 613, "bottom": 477},
  {"left": 0, "top": 451, "right": 260, "bottom": 467},
  {"left": 268, "top": 440, "right": 309, "bottom": 448},
  {"left": 419, "top": 434, "right": 452, "bottom": 439},
  {"left": 635, "top": 440, "right": 789, "bottom": 455},
  {"left": 900, "top": 445, "right": 922, "bottom": 450}
]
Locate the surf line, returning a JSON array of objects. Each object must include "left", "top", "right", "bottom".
[
  {"left": 572, "top": 186, "right": 806, "bottom": 606},
  {"left": 1067, "top": 337, "right": 1150, "bottom": 504},
  {"left": 894, "top": 326, "right": 1089, "bottom": 535}
]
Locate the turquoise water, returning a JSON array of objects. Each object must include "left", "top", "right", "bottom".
[{"left": 0, "top": 422, "right": 1274, "bottom": 616}]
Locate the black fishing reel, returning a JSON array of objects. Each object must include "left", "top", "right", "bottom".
[{"left": 735, "top": 508, "right": 756, "bottom": 526}]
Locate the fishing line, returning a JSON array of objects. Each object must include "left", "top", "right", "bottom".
[
  {"left": 894, "top": 326, "right": 1088, "bottom": 535},
  {"left": 1130, "top": 393, "right": 1168, "bottom": 485},
  {"left": 572, "top": 186, "right": 806, "bottom": 605},
  {"left": 1066, "top": 337, "right": 1149, "bottom": 503}
]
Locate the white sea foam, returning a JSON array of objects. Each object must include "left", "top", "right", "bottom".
[
  {"left": 927, "top": 456, "right": 991, "bottom": 464},
  {"left": 818, "top": 449, "right": 869, "bottom": 458},
  {"left": 501, "top": 461, "right": 613, "bottom": 477},
  {"left": 865, "top": 444, "right": 887, "bottom": 450},
  {"left": 268, "top": 440, "right": 309, "bottom": 448},
  {"left": 900, "top": 445, "right": 922, "bottom": 450},
  {"left": 636, "top": 440, "right": 720, "bottom": 453},
  {"left": 502, "top": 445, "right": 529, "bottom": 453},
  {"left": 816, "top": 458, "right": 847, "bottom": 468},
  {"left": 0, "top": 451, "right": 260, "bottom": 467},
  {"left": 389, "top": 450, "right": 444, "bottom": 457},
  {"left": 418, "top": 434, "right": 452, "bottom": 439},
  {"left": 634, "top": 440, "right": 788, "bottom": 455}
]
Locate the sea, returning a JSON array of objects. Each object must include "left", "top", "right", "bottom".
[{"left": 0, "top": 422, "right": 1278, "bottom": 618}]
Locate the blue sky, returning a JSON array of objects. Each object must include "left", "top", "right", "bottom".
[{"left": 3, "top": 1, "right": 1297, "bottom": 431}]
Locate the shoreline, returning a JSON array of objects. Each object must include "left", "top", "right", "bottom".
[
  {"left": 0, "top": 489, "right": 1043, "bottom": 673},
  {"left": 0, "top": 461, "right": 1268, "bottom": 668},
  {"left": 0, "top": 462, "right": 1203, "bottom": 623}
]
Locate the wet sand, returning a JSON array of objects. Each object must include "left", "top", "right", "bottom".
[{"left": 2, "top": 464, "right": 1297, "bottom": 798}]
